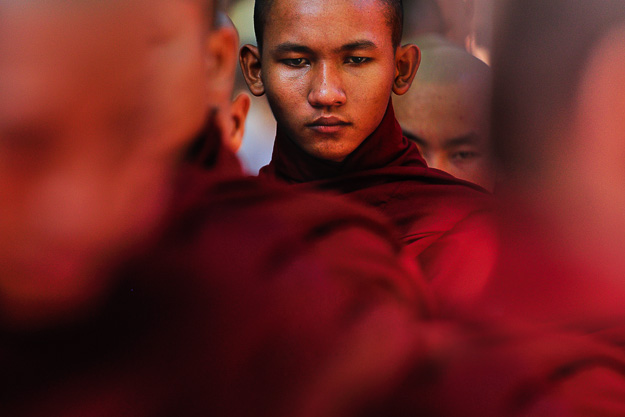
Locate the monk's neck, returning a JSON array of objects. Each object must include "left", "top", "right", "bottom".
[{"left": 264, "top": 102, "right": 419, "bottom": 182}]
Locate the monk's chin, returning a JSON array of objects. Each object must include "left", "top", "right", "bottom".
[
  {"left": 304, "top": 142, "right": 354, "bottom": 163},
  {"left": 297, "top": 135, "right": 362, "bottom": 163}
]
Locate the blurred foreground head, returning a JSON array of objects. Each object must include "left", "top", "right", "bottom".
[
  {"left": 394, "top": 41, "right": 494, "bottom": 191},
  {"left": 489, "top": 0, "right": 625, "bottom": 321},
  {"left": 0, "top": 0, "right": 235, "bottom": 326}
]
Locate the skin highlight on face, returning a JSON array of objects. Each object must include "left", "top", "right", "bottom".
[{"left": 240, "top": 0, "right": 419, "bottom": 162}]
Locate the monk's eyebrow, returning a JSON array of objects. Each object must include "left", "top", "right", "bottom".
[
  {"left": 272, "top": 42, "right": 314, "bottom": 55},
  {"left": 443, "top": 133, "right": 481, "bottom": 148},
  {"left": 403, "top": 130, "right": 428, "bottom": 147},
  {"left": 335, "top": 40, "right": 378, "bottom": 53}
]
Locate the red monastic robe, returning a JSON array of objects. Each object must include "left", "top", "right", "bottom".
[
  {"left": 4, "top": 121, "right": 625, "bottom": 417},
  {"left": 259, "top": 101, "right": 497, "bottom": 308},
  {"left": 471, "top": 199, "right": 625, "bottom": 339},
  {"left": 364, "top": 319, "right": 625, "bottom": 416},
  {"left": 0, "top": 122, "right": 432, "bottom": 417}
]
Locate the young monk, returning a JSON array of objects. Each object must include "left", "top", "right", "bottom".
[
  {"left": 393, "top": 38, "right": 496, "bottom": 191},
  {"left": 240, "top": 0, "right": 497, "bottom": 306},
  {"left": 0, "top": 0, "right": 436, "bottom": 415}
]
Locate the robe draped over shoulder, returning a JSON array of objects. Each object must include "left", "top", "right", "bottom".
[
  {"left": 0, "top": 121, "right": 433, "bottom": 417},
  {"left": 260, "top": 102, "right": 498, "bottom": 309}
]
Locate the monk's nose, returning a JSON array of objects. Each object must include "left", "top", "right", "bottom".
[
  {"left": 308, "top": 63, "right": 346, "bottom": 108},
  {"left": 425, "top": 152, "right": 448, "bottom": 172}
]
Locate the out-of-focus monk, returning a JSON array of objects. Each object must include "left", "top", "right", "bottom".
[
  {"left": 473, "top": 0, "right": 625, "bottom": 337},
  {"left": 394, "top": 40, "right": 495, "bottom": 191},
  {"left": 0, "top": 1, "right": 436, "bottom": 415},
  {"left": 241, "top": 0, "right": 497, "bottom": 308}
]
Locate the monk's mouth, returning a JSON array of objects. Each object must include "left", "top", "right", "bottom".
[{"left": 306, "top": 117, "right": 351, "bottom": 134}]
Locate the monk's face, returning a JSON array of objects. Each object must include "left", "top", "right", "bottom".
[
  {"left": 258, "top": 0, "right": 398, "bottom": 162},
  {"left": 0, "top": 0, "right": 213, "bottom": 325},
  {"left": 395, "top": 75, "right": 494, "bottom": 191}
]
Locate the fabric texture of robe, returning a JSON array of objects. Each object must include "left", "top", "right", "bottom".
[
  {"left": 471, "top": 198, "right": 625, "bottom": 341},
  {"left": 259, "top": 101, "right": 498, "bottom": 308},
  {"left": 0, "top": 121, "right": 433, "bottom": 417},
  {"left": 4, "top": 120, "right": 625, "bottom": 417}
]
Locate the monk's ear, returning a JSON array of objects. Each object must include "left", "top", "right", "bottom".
[
  {"left": 393, "top": 44, "right": 420, "bottom": 95},
  {"left": 240, "top": 44, "right": 265, "bottom": 96},
  {"left": 205, "top": 24, "right": 238, "bottom": 101},
  {"left": 225, "top": 92, "right": 251, "bottom": 152}
]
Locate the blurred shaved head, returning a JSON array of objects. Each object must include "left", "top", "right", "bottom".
[
  {"left": 0, "top": 0, "right": 224, "bottom": 326},
  {"left": 394, "top": 41, "right": 494, "bottom": 190}
]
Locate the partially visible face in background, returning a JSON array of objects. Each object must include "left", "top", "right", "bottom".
[
  {"left": 0, "top": 0, "right": 217, "bottom": 325},
  {"left": 394, "top": 45, "right": 495, "bottom": 191}
]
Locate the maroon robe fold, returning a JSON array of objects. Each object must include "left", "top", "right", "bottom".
[
  {"left": 259, "top": 101, "right": 497, "bottom": 308},
  {"left": 0, "top": 120, "right": 434, "bottom": 417},
  {"left": 361, "top": 320, "right": 625, "bottom": 417},
  {"left": 6, "top": 119, "right": 624, "bottom": 417},
  {"left": 471, "top": 198, "right": 625, "bottom": 340}
]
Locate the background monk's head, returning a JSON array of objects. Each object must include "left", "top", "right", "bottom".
[
  {"left": 403, "top": 0, "right": 475, "bottom": 50},
  {"left": 240, "top": 0, "right": 420, "bottom": 162},
  {"left": 212, "top": 11, "right": 251, "bottom": 153},
  {"left": 394, "top": 41, "right": 495, "bottom": 191},
  {"left": 0, "top": 0, "right": 235, "bottom": 327}
]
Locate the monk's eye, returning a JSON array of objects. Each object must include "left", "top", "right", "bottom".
[
  {"left": 345, "top": 56, "right": 370, "bottom": 65},
  {"left": 450, "top": 151, "right": 480, "bottom": 162},
  {"left": 281, "top": 58, "right": 309, "bottom": 67}
]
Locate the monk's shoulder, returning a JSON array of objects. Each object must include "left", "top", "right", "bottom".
[
  {"left": 192, "top": 173, "right": 404, "bottom": 248},
  {"left": 153, "top": 170, "right": 429, "bottom": 305}
]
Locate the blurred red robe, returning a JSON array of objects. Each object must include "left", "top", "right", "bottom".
[{"left": 0, "top": 119, "right": 432, "bottom": 417}]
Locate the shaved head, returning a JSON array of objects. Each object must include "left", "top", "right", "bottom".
[
  {"left": 253, "top": 0, "right": 403, "bottom": 51},
  {"left": 402, "top": 0, "right": 473, "bottom": 48},
  {"left": 394, "top": 41, "right": 494, "bottom": 189},
  {"left": 0, "top": 0, "right": 223, "bottom": 325},
  {"left": 403, "top": 0, "right": 445, "bottom": 36}
]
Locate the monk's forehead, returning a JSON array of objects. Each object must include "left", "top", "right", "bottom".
[
  {"left": 395, "top": 82, "right": 490, "bottom": 136},
  {"left": 397, "top": 47, "right": 491, "bottom": 119},
  {"left": 0, "top": 0, "right": 210, "bottom": 42},
  {"left": 0, "top": 0, "right": 207, "bottom": 125},
  {"left": 0, "top": 2, "right": 143, "bottom": 114},
  {"left": 267, "top": 0, "right": 387, "bottom": 18},
  {"left": 398, "top": 85, "right": 455, "bottom": 118},
  {"left": 264, "top": 0, "right": 393, "bottom": 48},
  {"left": 0, "top": 1, "right": 151, "bottom": 53}
]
